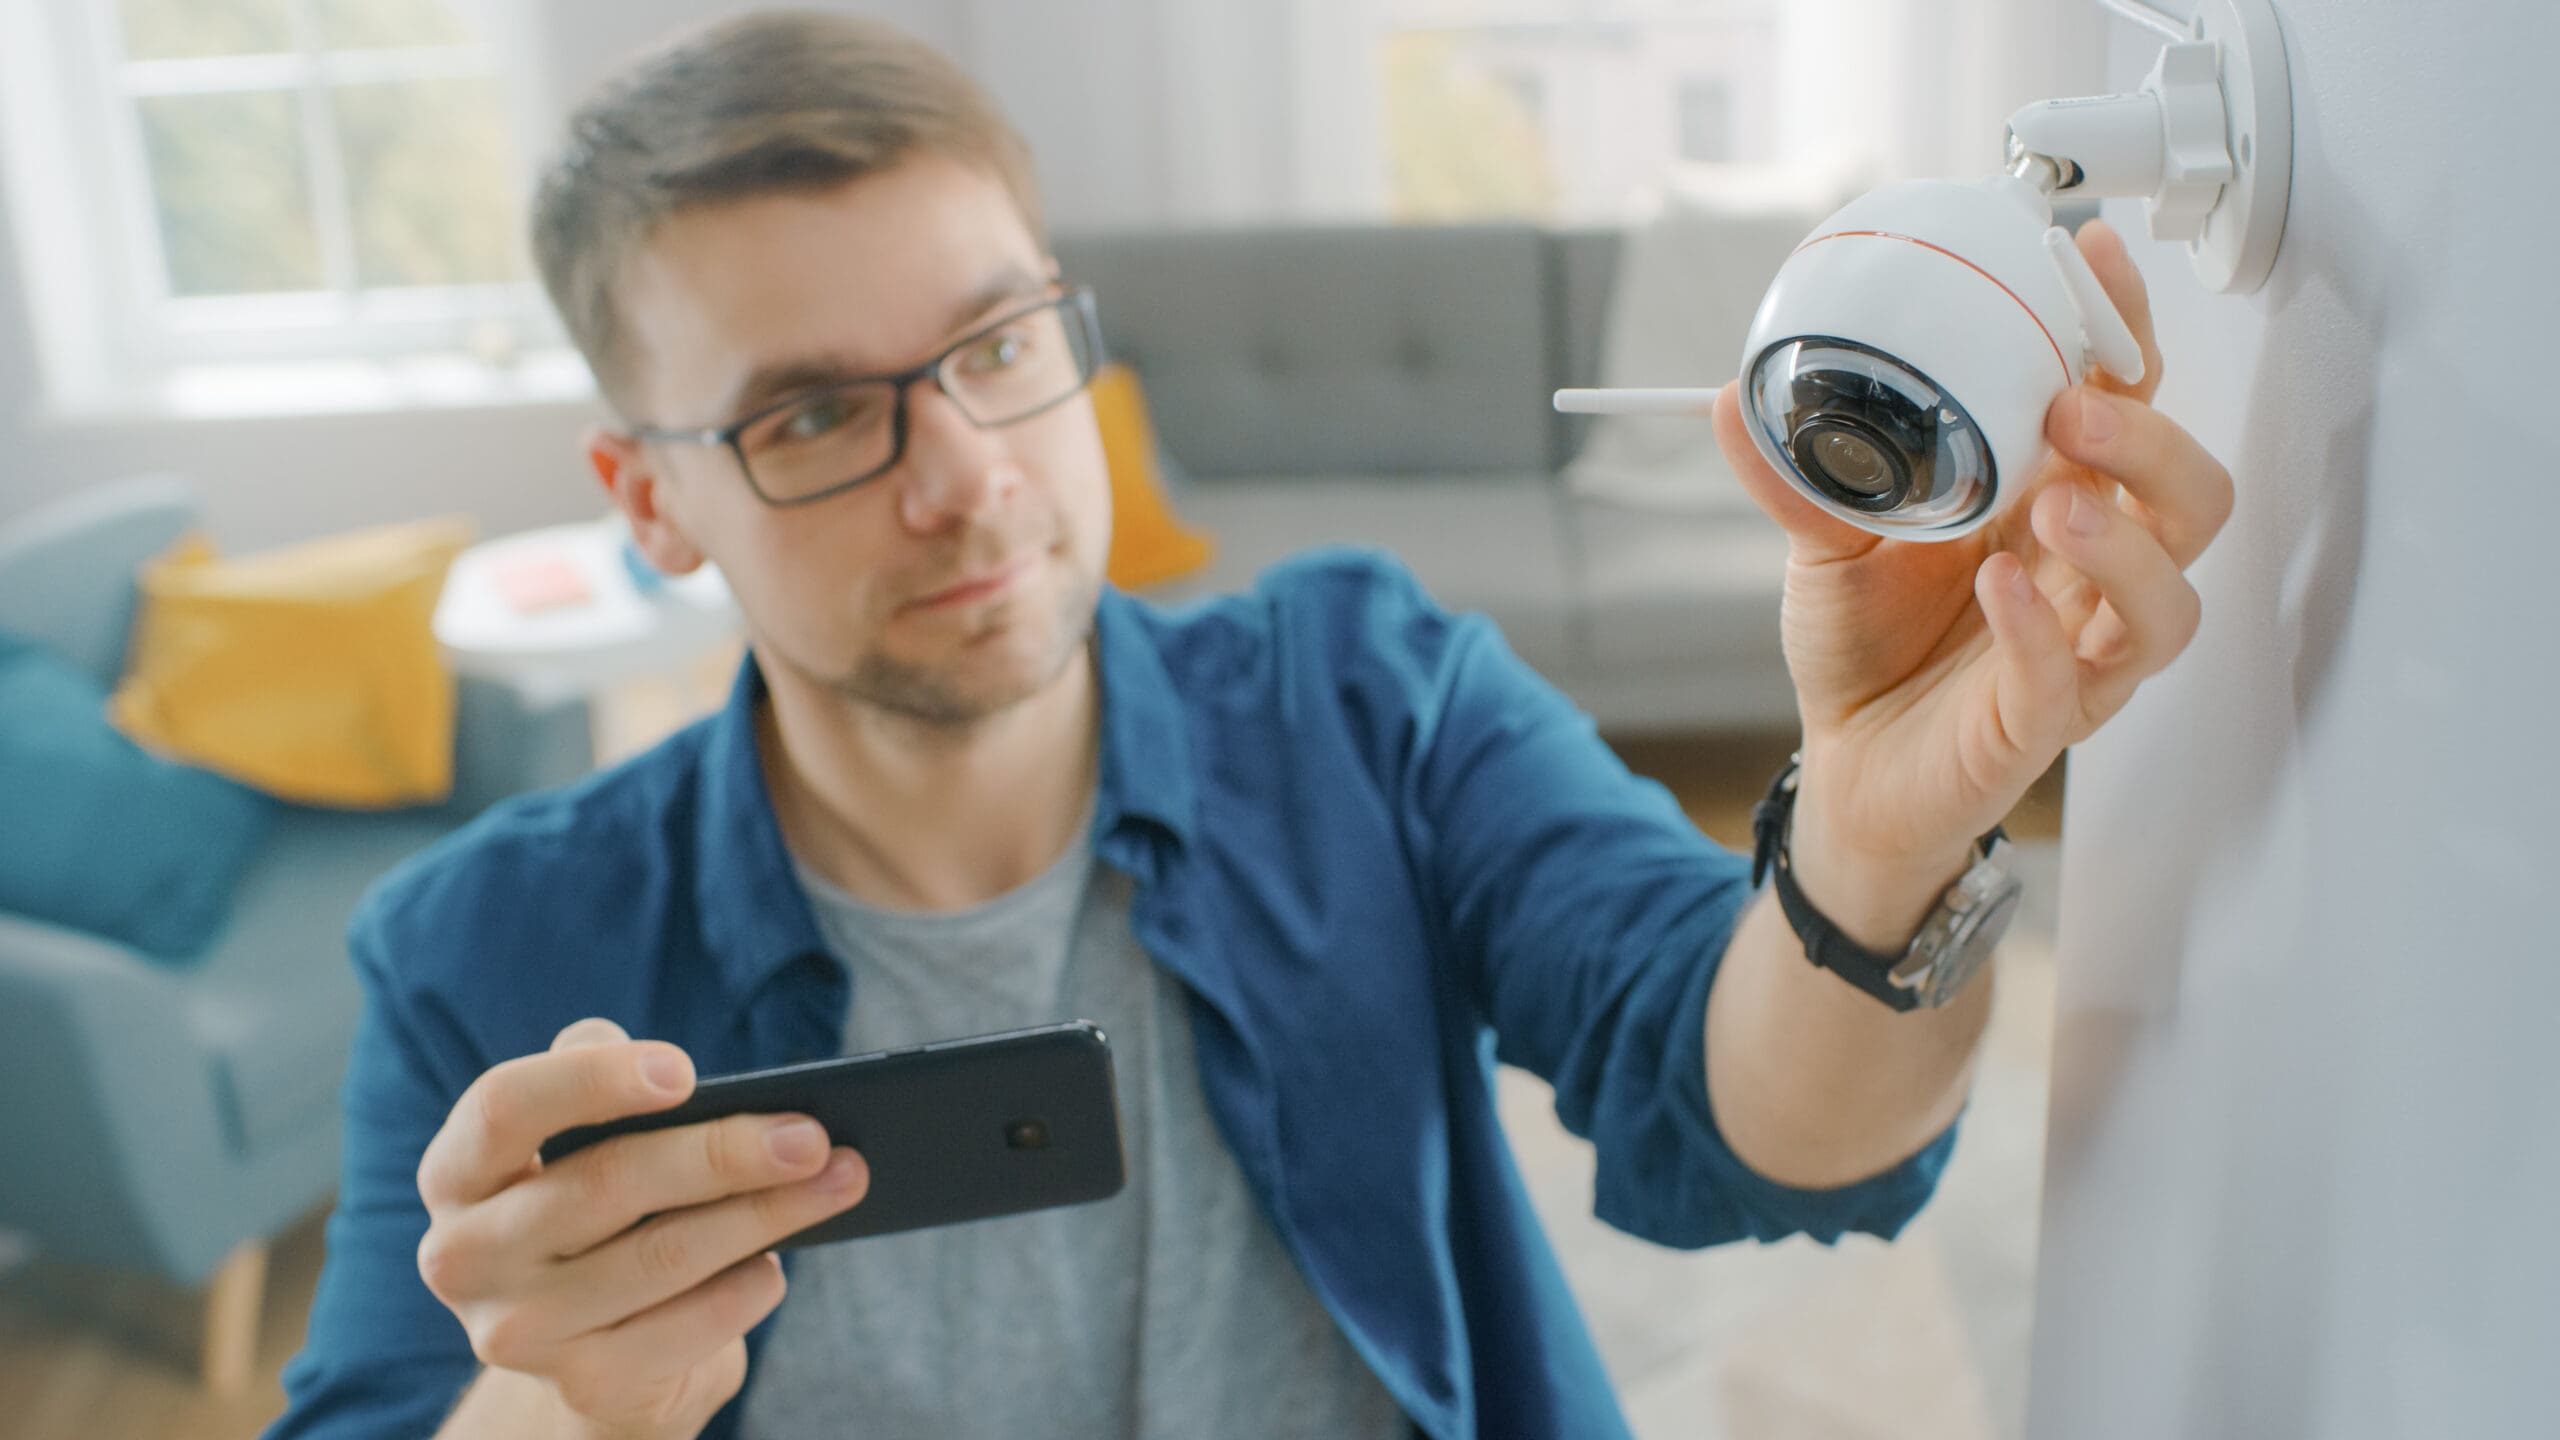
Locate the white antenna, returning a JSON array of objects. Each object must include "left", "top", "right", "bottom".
[{"left": 1552, "top": 388, "right": 1718, "bottom": 416}]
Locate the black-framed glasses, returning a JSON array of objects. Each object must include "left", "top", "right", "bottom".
[{"left": 626, "top": 286, "right": 1106, "bottom": 508}]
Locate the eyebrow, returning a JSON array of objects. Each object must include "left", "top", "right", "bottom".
[{"left": 716, "top": 264, "right": 1051, "bottom": 423}]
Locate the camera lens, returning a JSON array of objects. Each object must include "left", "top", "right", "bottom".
[
  {"left": 1793, "top": 420, "right": 1909, "bottom": 504},
  {"left": 1742, "top": 337, "right": 1997, "bottom": 533},
  {"left": 1004, "top": 1118, "right": 1051, "bottom": 1150}
]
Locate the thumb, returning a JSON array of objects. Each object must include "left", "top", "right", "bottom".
[
  {"left": 1711, "top": 381, "right": 1878, "bottom": 563},
  {"left": 551, "top": 1016, "right": 631, "bottom": 1052}
]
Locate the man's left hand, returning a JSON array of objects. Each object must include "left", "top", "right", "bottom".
[{"left": 1709, "top": 219, "right": 2234, "bottom": 901}]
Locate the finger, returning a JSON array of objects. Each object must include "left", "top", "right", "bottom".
[
  {"left": 492, "top": 1111, "right": 836, "bottom": 1261},
  {"left": 420, "top": 1038, "right": 697, "bottom": 1210},
  {"left": 538, "top": 1148, "right": 868, "bottom": 1338},
  {"left": 1970, "top": 551, "right": 2077, "bottom": 764},
  {"left": 2044, "top": 387, "right": 2234, "bottom": 570},
  {"left": 1711, "top": 381, "right": 1881, "bottom": 564},
  {"left": 547, "top": 1252, "right": 780, "bottom": 1420},
  {"left": 2072, "top": 220, "right": 2163, "bottom": 402},
  {"left": 552, "top": 1017, "right": 630, "bottom": 1051},
  {"left": 2029, "top": 481, "right": 2205, "bottom": 717}
]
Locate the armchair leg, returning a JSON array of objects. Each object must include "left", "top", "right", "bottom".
[{"left": 200, "top": 1238, "right": 269, "bottom": 1395}]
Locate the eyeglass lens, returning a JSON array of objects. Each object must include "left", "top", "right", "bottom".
[{"left": 735, "top": 297, "right": 1094, "bottom": 503}]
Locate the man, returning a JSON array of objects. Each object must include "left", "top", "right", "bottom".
[{"left": 270, "top": 12, "right": 2229, "bottom": 1440}]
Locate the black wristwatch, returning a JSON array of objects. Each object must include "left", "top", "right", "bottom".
[{"left": 1748, "top": 755, "right": 2024, "bottom": 1012}]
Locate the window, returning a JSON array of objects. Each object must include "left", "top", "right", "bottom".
[
  {"left": 1384, "top": 28, "right": 1560, "bottom": 222},
  {"left": 25, "top": 0, "right": 551, "bottom": 386},
  {"left": 1379, "top": 0, "right": 1828, "bottom": 223}
]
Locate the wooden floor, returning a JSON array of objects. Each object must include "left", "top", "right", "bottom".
[
  {"left": 0, "top": 727, "right": 2065, "bottom": 1440},
  {"left": 1611, "top": 730, "right": 2066, "bottom": 851},
  {"left": 0, "top": 1209, "right": 327, "bottom": 1440}
]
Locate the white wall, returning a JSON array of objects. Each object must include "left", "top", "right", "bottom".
[{"left": 2029, "top": 2, "right": 2560, "bottom": 1435}]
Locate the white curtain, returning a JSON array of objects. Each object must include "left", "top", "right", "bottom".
[
  {"left": 1772, "top": 0, "right": 2110, "bottom": 189},
  {"left": 955, "top": 0, "right": 1385, "bottom": 230},
  {"left": 514, "top": 0, "right": 1383, "bottom": 232}
]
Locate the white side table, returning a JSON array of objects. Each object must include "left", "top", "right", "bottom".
[{"left": 434, "top": 519, "right": 742, "bottom": 708}]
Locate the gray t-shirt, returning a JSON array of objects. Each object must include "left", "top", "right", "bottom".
[{"left": 737, "top": 826, "right": 1411, "bottom": 1440}]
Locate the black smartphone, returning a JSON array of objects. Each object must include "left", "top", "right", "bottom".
[{"left": 538, "top": 1019, "right": 1125, "bottom": 1248}]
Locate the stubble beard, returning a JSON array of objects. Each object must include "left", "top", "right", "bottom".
[{"left": 831, "top": 557, "right": 1103, "bottom": 732}]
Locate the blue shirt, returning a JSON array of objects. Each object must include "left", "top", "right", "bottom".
[{"left": 269, "top": 550, "right": 1955, "bottom": 1440}]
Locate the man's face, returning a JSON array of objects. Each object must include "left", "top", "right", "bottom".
[{"left": 607, "top": 156, "right": 1111, "bottom": 728}]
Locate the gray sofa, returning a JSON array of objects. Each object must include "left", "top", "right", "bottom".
[{"left": 1052, "top": 224, "right": 1799, "bottom": 734}]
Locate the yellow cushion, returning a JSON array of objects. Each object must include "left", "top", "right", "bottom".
[
  {"left": 110, "top": 517, "right": 476, "bottom": 809},
  {"left": 1090, "top": 363, "right": 1216, "bottom": 591}
]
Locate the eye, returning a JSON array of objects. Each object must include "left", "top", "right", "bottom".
[
  {"left": 775, "top": 389, "right": 877, "bottom": 444},
  {"left": 958, "top": 326, "right": 1031, "bottom": 375}
]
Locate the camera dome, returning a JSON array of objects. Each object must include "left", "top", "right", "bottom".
[
  {"left": 1745, "top": 337, "right": 1995, "bottom": 528},
  {"left": 1737, "top": 177, "right": 2137, "bottom": 541}
]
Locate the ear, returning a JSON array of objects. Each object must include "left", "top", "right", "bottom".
[{"left": 586, "top": 426, "right": 709, "bottom": 576}]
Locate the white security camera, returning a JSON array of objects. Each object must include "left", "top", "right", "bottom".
[
  {"left": 1557, "top": 0, "right": 2293, "bottom": 543},
  {"left": 1732, "top": 174, "right": 2147, "bottom": 540}
]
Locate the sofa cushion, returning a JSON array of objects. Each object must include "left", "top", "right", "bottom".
[
  {"left": 0, "top": 629, "right": 275, "bottom": 962},
  {"left": 1053, "top": 226, "right": 1553, "bottom": 479},
  {"left": 1563, "top": 497, "right": 1792, "bottom": 670},
  {"left": 111, "top": 516, "right": 474, "bottom": 809},
  {"left": 1564, "top": 177, "right": 1829, "bottom": 517},
  {"left": 188, "top": 806, "right": 458, "bottom": 1158},
  {"left": 1558, "top": 498, "right": 1800, "bottom": 732},
  {"left": 1547, "top": 228, "right": 1625, "bottom": 467},
  {"left": 1162, "top": 474, "right": 1578, "bottom": 686},
  {"left": 1091, "top": 363, "right": 1217, "bottom": 589}
]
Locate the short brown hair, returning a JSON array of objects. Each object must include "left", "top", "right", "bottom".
[{"left": 530, "top": 10, "right": 1045, "bottom": 409}]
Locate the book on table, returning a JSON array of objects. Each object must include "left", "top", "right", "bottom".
[{"left": 491, "top": 551, "right": 594, "bottom": 614}]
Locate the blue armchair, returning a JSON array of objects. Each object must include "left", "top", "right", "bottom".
[{"left": 0, "top": 475, "right": 593, "bottom": 1389}]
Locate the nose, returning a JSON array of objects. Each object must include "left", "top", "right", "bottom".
[{"left": 894, "top": 381, "right": 1022, "bottom": 533}]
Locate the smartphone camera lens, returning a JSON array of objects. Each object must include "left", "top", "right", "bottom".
[{"left": 1005, "top": 1118, "right": 1051, "bottom": 1150}]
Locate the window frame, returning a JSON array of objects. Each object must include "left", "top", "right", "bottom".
[{"left": 59, "top": 0, "right": 560, "bottom": 382}]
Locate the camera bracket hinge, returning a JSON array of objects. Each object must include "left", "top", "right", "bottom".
[{"left": 2005, "top": 0, "right": 2295, "bottom": 295}]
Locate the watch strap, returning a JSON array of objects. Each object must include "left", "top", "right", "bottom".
[{"left": 1750, "top": 756, "right": 2004, "bottom": 1013}]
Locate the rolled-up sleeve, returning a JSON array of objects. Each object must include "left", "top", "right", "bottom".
[{"left": 1367, "top": 562, "right": 1955, "bottom": 1248}]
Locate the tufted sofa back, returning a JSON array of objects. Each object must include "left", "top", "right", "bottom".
[
  {"left": 1052, "top": 225, "right": 1618, "bottom": 482},
  {"left": 0, "top": 473, "right": 195, "bottom": 689}
]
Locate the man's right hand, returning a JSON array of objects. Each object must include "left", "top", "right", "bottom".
[{"left": 415, "top": 1017, "right": 869, "bottom": 1439}]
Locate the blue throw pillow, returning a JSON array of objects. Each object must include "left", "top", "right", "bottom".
[{"left": 0, "top": 628, "right": 274, "bottom": 963}]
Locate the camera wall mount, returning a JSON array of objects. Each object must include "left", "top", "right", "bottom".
[{"left": 2005, "top": 0, "right": 2294, "bottom": 294}]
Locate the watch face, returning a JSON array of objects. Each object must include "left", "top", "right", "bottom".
[{"left": 1910, "top": 867, "right": 2026, "bottom": 1008}]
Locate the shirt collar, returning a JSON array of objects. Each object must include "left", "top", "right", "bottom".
[
  {"left": 690, "top": 586, "right": 1197, "bottom": 1002},
  {"left": 1090, "top": 586, "right": 1198, "bottom": 852},
  {"left": 690, "top": 656, "right": 828, "bottom": 1005}
]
